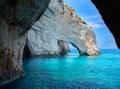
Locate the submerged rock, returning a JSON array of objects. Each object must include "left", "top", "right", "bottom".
[{"left": 26, "top": 0, "right": 100, "bottom": 56}]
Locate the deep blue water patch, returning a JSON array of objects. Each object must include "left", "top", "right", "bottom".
[{"left": 1, "top": 49, "right": 120, "bottom": 89}]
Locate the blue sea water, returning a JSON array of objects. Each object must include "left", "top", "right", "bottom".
[{"left": 1, "top": 49, "right": 120, "bottom": 89}]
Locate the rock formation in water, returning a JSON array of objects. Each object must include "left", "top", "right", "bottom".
[
  {"left": 58, "top": 40, "right": 70, "bottom": 56},
  {"left": 0, "top": 0, "right": 101, "bottom": 87},
  {"left": 91, "top": 0, "right": 120, "bottom": 48},
  {"left": 25, "top": 26, "right": 70, "bottom": 56},
  {"left": 25, "top": 30, "right": 60, "bottom": 56},
  {"left": 0, "top": 0, "right": 50, "bottom": 86},
  {"left": 26, "top": 0, "right": 100, "bottom": 56}
]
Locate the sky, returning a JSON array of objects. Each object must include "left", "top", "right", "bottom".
[{"left": 64, "top": 0, "right": 118, "bottom": 49}]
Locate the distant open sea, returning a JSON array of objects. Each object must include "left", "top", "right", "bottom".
[{"left": 1, "top": 49, "right": 120, "bottom": 89}]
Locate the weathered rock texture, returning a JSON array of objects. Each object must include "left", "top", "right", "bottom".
[
  {"left": 0, "top": 0, "right": 50, "bottom": 86},
  {"left": 26, "top": 29, "right": 70, "bottom": 56},
  {"left": 26, "top": 0, "right": 100, "bottom": 56},
  {"left": 91, "top": 0, "right": 120, "bottom": 48},
  {"left": 26, "top": 30, "right": 60, "bottom": 56},
  {"left": 0, "top": 0, "right": 101, "bottom": 87},
  {"left": 58, "top": 40, "right": 70, "bottom": 56}
]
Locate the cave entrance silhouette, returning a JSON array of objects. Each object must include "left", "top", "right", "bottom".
[{"left": 23, "top": 45, "right": 31, "bottom": 57}]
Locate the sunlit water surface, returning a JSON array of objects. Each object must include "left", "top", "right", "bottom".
[{"left": 1, "top": 49, "right": 120, "bottom": 89}]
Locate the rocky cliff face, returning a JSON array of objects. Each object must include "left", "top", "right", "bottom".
[
  {"left": 0, "top": 0, "right": 50, "bottom": 86},
  {"left": 26, "top": 30, "right": 60, "bottom": 56},
  {"left": 26, "top": 0, "right": 100, "bottom": 56},
  {"left": 0, "top": 0, "right": 100, "bottom": 87},
  {"left": 25, "top": 29, "right": 70, "bottom": 56},
  {"left": 91, "top": 0, "right": 120, "bottom": 48}
]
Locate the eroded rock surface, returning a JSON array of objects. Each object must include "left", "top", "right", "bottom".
[
  {"left": 26, "top": 30, "right": 60, "bottom": 56},
  {"left": 25, "top": 29, "right": 70, "bottom": 56},
  {"left": 0, "top": 0, "right": 50, "bottom": 86},
  {"left": 58, "top": 40, "right": 70, "bottom": 56},
  {"left": 0, "top": 0, "right": 100, "bottom": 87},
  {"left": 27, "top": 0, "right": 100, "bottom": 56}
]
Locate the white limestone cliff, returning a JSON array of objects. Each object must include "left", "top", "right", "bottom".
[{"left": 26, "top": 0, "right": 100, "bottom": 56}]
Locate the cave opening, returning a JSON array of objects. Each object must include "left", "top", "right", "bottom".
[
  {"left": 23, "top": 45, "right": 31, "bottom": 57},
  {"left": 69, "top": 43, "right": 80, "bottom": 56}
]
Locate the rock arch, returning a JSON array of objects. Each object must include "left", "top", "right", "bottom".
[
  {"left": 26, "top": 30, "right": 70, "bottom": 56},
  {"left": 70, "top": 42, "right": 85, "bottom": 55},
  {"left": 27, "top": 0, "right": 100, "bottom": 56},
  {"left": 1, "top": 0, "right": 116, "bottom": 86}
]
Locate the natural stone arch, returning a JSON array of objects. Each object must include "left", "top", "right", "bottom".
[
  {"left": 26, "top": 27, "right": 90, "bottom": 56},
  {"left": 70, "top": 42, "right": 86, "bottom": 55},
  {"left": 26, "top": 28, "right": 88, "bottom": 56},
  {"left": 0, "top": 0, "right": 106, "bottom": 86},
  {"left": 26, "top": 30, "right": 70, "bottom": 56},
  {"left": 29, "top": 0, "right": 100, "bottom": 56}
]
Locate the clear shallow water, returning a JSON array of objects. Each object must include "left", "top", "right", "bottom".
[{"left": 1, "top": 49, "right": 120, "bottom": 89}]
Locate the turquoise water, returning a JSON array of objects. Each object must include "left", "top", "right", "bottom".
[{"left": 1, "top": 49, "right": 120, "bottom": 89}]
